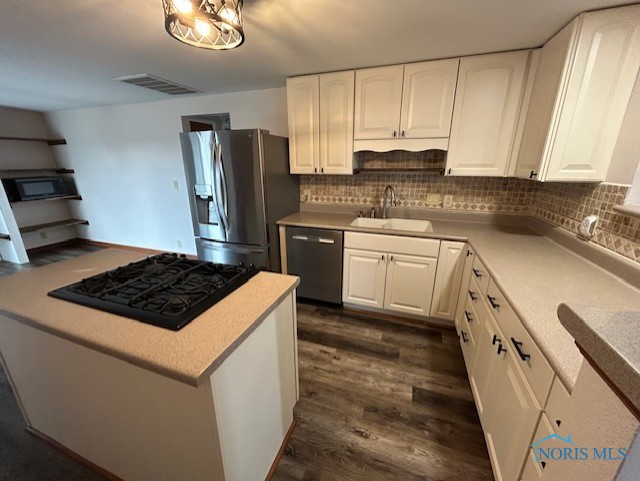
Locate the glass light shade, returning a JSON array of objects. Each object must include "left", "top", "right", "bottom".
[{"left": 162, "top": 0, "right": 244, "bottom": 50}]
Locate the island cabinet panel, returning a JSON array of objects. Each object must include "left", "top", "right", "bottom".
[
  {"left": 211, "top": 293, "right": 298, "bottom": 481},
  {"left": 0, "top": 293, "right": 298, "bottom": 481},
  {"left": 0, "top": 314, "right": 225, "bottom": 481}
]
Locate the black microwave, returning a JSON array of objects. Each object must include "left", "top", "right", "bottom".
[{"left": 2, "top": 176, "right": 70, "bottom": 202}]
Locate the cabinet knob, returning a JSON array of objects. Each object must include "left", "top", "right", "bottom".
[
  {"left": 393, "top": 130, "right": 397, "bottom": 138},
  {"left": 321, "top": 167, "right": 324, "bottom": 173},
  {"left": 401, "top": 130, "right": 405, "bottom": 137},
  {"left": 390, "top": 255, "right": 394, "bottom": 261},
  {"left": 381, "top": 254, "right": 385, "bottom": 261},
  {"left": 314, "top": 167, "right": 317, "bottom": 173}
]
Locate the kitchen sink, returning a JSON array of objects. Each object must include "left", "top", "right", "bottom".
[{"left": 350, "top": 217, "right": 433, "bottom": 233}]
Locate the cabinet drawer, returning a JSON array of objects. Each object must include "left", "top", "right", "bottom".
[
  {"left": 344, "top": 232, "right": 440, "bottom": 257},
  {"left": 471, "top": 255, "right": 490, "bottom": 294},
  {"left": 545, "top": 377, "right": 571, "bottom": 432},
  {"left": 486, "top": 279, "right": 554, "bottom": 407},
  {"left": 521, "top": 449, "right": 543, "bottom": 481}
]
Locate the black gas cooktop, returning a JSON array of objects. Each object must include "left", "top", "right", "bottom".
[{"left": 48, "top": 253, "right": 259, "bottom": 331}]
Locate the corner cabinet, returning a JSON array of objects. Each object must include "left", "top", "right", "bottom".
[
  {"left": 286, "top": 71, "right": 355, "bottom": 175},
  {"left": 446, "top": 50, "right": 530, "bottom": 176},
  {"left": 515, "top": 4, "right": 640, "bottom": 181}
]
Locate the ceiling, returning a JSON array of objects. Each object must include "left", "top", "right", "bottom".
[{"left": 0, "top": 0, "right": 635, "bottom": 112}]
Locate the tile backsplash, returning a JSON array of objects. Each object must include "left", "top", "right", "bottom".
[{"left": 299, "top": 153, "right": 640, "bottom": 263}]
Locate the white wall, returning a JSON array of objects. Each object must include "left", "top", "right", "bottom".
[{"left": 44, "top": 88, "right": 288, "bottom": 254}]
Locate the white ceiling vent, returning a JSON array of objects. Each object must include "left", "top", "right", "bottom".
[{"left": 114, "top": 74, "right": 201, "bottom": 95}]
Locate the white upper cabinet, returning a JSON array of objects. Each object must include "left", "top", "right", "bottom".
[
  {"left": 516, "top": 4, "right": 640, "bottom": 181},
  {"left": 287, "top": 71, "right": 355, "bottom": 175},
  {"left": 286, "top": 75, "right": 320, "bottom": 174},
  {"left": 447, "top": 50, "right": 529, "bottom": 177},
  {"left": 353, "top": 61, "right": 459, "bottom": 152},
  {"left": 354, "top": 65, "right": 404, "bottom": 140},
  {"left": 400, "top": 59, "right": 460, "bottom": 138},
  {"left": 319, "top": 71, "right": 355, "bottom": 175}
]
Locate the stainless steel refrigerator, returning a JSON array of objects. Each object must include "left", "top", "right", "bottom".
[{"left": 180, "top": 129, "right": 299, "bottom": 271}]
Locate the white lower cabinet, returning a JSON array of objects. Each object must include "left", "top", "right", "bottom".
[
  {"left": 342, "top": 232, "right": 443, "bottom": 319},
  {"left": 342, "top": 248, "right": 387, "bottom": 308},
  {"left": 384, "top": 253, "right": 437, "bottom": 317},
  {"left": 485, "top": 352, "right": 541, "bottom": 481},
  {"left": 430, "top": 240, "right": 466, "bottom": 320}
]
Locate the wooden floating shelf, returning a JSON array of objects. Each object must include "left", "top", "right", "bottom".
[
  {"left": 0, "top": 168, "right": 74, "bottom": 175},
  {"left": 0, "top": 233, "right": 10, "bottom": 240},
  {"left": 353, "top": 167, "right": 445, "bottom": 174},
  {"left": 10, "top": 195, "right": 82, "bottom": 205},
  {"left": 0, "top": 136, "right": 66, "bottom": 146},
  {"left": 19, "top": 219, "right": 89, "bottom": 235}
]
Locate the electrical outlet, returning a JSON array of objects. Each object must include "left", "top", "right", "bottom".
[
  {"left": 443, "top": 195, "right": 454, "bottom": 208},
  {"left": 172, "top": 180, "right": 179, "bottom": 190},
  {"left": 39, "top": 231, "right": 47, "bottom": 240},
  {"left": 176, "top": 239, "right": 182, "bottom": 248},
  {"left": 427, "top": 193, "right": 440, "bottom": 205}
]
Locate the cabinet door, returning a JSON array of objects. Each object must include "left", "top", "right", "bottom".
[
  {"left": 400, "top": 59, "right": 459, "bottom": 138},
  {"left": 430, "top": 240, "right": 465, "bottom": 321},
  {"left": 319, "top": 71, "right": 355, "bottom": 174},
  {"left": 286, "top": 75, "right": 320, "bottom": 174},
  {"left": 469, "top": 310, "right": 508, "bottom": 429},
  {"left": 485, "top": 353, "right": 541, "bottom": 481},
  {"left": 383, "top": 253, "right": 437, "bottom": 318},
  {"left": 515, "top": 23, "right": 577, "bottom": 180},
  {"left": 447, "top": 51, "right": 529, "bottom": 176},
  {"left": 354, "top": 65, "right": 404, "bottom": 140},
  {"left": 342, "top": 248, "right": 387, "bottom": 308},
  {"left": 545, "top": 5, "right": 640, "bottom": 181}
]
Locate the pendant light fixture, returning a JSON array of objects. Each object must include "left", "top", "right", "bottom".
[{"left": 162, "top": 0, "right": 244, "bottom": 50}]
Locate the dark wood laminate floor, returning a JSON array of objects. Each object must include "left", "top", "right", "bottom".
[{"left": 272, "top": 303, "right": 494, "bottom": 481}]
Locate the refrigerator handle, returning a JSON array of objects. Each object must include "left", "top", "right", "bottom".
[{"left": 215, "top": 138, "right": 230, "bottom": 231}]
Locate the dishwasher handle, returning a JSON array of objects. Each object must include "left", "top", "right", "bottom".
[{"left": 291, "top": 235, "right": 335, "bottom": 244}]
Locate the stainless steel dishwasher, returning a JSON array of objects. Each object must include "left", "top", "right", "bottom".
[{"left": 286, "top": 226, "right": 343, "bottom": 304}]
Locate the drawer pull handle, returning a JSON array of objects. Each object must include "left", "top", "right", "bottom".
[
  {"left": 497, "top": 343, "right": 507, "bottom": 355},
  {"left": 466, "top": 250, "right": 473, "bottom": 257},
  {"left": 472, "top": 268, "right": 482, "bottom": 278},
  {"left": 468, "top": 290, "right": 477, "bottom": 301},
  {"left": 464, "top": 310, "right": 473, "bottom": 323},
  {"left": 487, "top": 295, "right": 500, "bottom": 309},
  {"left": 511, "top": 337, "right": 531, "bottom": 361},
  {"left": 461, "top": 331, "right": 468, "bottom": 344},
  {"left": 492, "top": 334, "right": 500, "bottom": 345}
]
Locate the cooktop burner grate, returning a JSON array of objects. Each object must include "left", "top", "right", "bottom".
[{"left": 48, "top": 253, "right": 260, "bottom": 331}]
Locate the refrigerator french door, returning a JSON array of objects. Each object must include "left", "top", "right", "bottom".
[{"left": 181, "top": 129, "right": 298, "bottom": 271}]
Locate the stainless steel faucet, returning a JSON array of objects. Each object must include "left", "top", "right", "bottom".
[{"left": 382, "top": 185, "right": 397, "bottom": 219}]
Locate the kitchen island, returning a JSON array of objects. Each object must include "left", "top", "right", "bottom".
[{"left": 0, "top": 249, "right": 300, "bottom": 481}]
